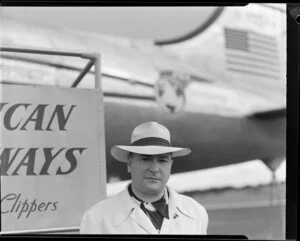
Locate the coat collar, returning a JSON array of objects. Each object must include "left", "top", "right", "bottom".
[
  {"left": 112, "top": 184, "right": 137, "bottom": 226},
  {"left": 167, "top": 186, "right": 196, "bottom": 220}
]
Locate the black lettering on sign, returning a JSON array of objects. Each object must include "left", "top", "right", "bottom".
[
  {"left": 0, "top": 148, "right": 24, "bottom": 176},
  {"left": 1, "top": 193, "right": 60, "bottom": 219},
  {"left": 0, "top": 103, "right": 77, "bottom": 131},
  {"left": 3, "top": 103, "right": 31, "bottom": 130},
  {"left": 20, "top": 104, "right": 49, "bottom": 131},
  {"left": 0, "top": 147, "right": 87, "bottom": 176},
  {"left": 56, "top": 148, "right": 86, "bottom": 175},
  {"left": 46, "top": 105, "right": 76, "bottom": 131},
  {"left": 11, "top": 148, "right": 38, "bottom": 176},
  {"left": 40, "top": 148, "right": 66, "bottom": 175},
  {"left": 0, "top": 103, "right": 8, "bottom": 112}
]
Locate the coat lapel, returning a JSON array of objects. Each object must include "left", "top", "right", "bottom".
[
  {"left": 130, "top": 207, "right": 158, "bottom": 234},
  {"left": 160, "top": 186, "right": 196, "bottom": 234},
  {"left": 159, "top": 198, "right": 180, "bottom": 234}
]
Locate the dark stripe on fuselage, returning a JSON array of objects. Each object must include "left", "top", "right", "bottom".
[
  {"left": 248, "top": 108, "right": 286, "bottom": 119},
  {"left": 104, "top": 100, "right": 286, "bottom": 181}
]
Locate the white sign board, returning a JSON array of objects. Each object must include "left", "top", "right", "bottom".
[{"left": 0, "top": 84, "right": 107, "bottom": 232}]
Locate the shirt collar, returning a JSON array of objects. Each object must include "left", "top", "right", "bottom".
[{"left": 128, "top": 184, "right": 169, "bottom": 219}]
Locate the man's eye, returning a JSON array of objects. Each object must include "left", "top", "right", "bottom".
[{"left": 160, "top": 159, "right": 169, "bottom": 162}]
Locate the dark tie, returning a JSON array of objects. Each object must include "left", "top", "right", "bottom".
[{"left": 140, "top": 197, "right": 169, "bottom": 230}]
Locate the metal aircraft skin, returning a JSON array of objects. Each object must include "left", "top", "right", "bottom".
[{"left": 0, "top": 4, "right": 286, "bottom": 181}]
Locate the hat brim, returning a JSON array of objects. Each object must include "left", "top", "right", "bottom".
[{"left": 111, "top": 145, "right": 191, "bottom": 162}]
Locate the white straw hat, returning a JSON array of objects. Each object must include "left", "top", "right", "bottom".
[{"left": 111, "top": 121, "right": 191, "bottom": 162}]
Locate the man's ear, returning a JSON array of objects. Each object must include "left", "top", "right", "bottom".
[
  {"left": 170, "top": 158, "right": 174, "bottom": 167},
  {"left": 127, "top": 160, "right": 132, "bottom": 173}
]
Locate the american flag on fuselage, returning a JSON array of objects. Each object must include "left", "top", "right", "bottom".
[{"left": 224, "top": 27, "right": 281, "bottom": 80}]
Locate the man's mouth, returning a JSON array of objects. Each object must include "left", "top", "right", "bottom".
[{"left": 146, "top": 177, "right": 160, "bottom": 181}]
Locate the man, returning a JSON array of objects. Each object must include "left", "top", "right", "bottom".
[{"left": 80, "top": 121, "right": 208, "bottom": 234}]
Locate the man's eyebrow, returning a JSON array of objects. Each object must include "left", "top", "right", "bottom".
[{"left": 159, "top": 155, "right": 170, "bottom": 158}]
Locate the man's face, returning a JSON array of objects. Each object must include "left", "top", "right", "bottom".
[{"left": 128, "top": 153, "right": 173, "bottom": 198}]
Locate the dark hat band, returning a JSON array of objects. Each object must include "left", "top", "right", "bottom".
[{"left": 131, "top": 137, "right": 171, "bottom": 147}]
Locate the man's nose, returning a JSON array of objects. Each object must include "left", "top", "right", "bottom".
[{"left": 149, "top": 159, "right": 160, "bottom": 172}]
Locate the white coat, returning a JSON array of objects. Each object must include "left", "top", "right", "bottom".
[{"left": 80, "top": 185, "right": 209, "bottom": 234}]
